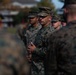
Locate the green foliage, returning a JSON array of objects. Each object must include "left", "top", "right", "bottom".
[
  {"left": 13, "top": 12, "right": 24, "bottom": 24},
  {"left": 30, "top": 6, "right": 39, "bottom": 12},
  {"left": 37, "top": 0, "right": 55, "bottom": 10},
  {"left": 13, "top": 11, "right": 29, "bottom": 25},
  {"left": 13, "top": 7, "right": 31, "bottom": 25},
  {"left": 7, "top": 27, "right": 17, "bottom": 34},
  {"left": 36, "top": 0, "right": 58, "bottom": 16}
]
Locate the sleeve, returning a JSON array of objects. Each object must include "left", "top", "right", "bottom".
[
  {"left": 33, "top": 38, "right": 48, "bottom": 58},
  {"left": 32, "top": 46, "right": 47, "bottom": 58},
  {"left": 32, "top": 30, "right": 53, "bottom": 59}
]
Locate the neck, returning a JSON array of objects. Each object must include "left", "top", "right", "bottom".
[
  {"left": 42, "top": 21, "right": 51, "bottom": 27},
  {"left": 55, "top": 25, "right": 61, "bottom": 30},
  {"left": 67, "top": 14, "right": 76, "bottom": 23},
  {"left": 32, "top": 22, "right": 38, "bottom": 27}
]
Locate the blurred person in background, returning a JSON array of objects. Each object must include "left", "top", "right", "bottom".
[
  {"left": 17, "top": 19, "right": 28, "bottom": 40},
  {"left": 0, "top": 20, "right": 30, "bottom": 75}
]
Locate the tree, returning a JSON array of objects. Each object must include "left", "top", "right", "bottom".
[
  {"left": 13, "top": 12, "right": 24, "bottom": 24},
  {"left": 13, "top": 10, "right": 29, "bottom": 25},
  {"left": 2, "top": 0, "right": 11, "bottom": 5},
  {"left": 59, "top": 0, "right": 64, "bottom": 3},
  {"left": 37, "top": 0, "right": 55, "bottom": 10}
]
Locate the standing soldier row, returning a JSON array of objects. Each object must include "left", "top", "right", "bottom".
[
  {"left": 27, "top": 7, "right": 55, "bottom": 75},
  {"left": 20, "top": 6, "right": 65, "bottom": 75}
]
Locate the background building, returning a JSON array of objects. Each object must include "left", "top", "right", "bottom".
[
  {"left": 11, "top": 0, "right": 38, "bottom": 8},
  {"left": 0, "top": 0, "right": 38, "bottom": 27}
]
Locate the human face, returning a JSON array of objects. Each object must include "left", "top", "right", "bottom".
[
  {"left": 29, "top": 17, "right": 38, "bottom": 25},
  {"left": 38, "top": 15, "right": 51, "bottom": 26},
  {"left": 52, "top": 21, "right": 61, "bottom": 29}
]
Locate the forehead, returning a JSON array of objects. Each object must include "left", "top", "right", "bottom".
[{"left": 28, "top": 17, "right": 37, "bottom": 20}]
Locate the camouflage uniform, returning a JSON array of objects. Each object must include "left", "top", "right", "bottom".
[
  {"left": 46, "top": 0, "right": 76, "bottom": 75},
  {"left": 24, "top": 11, "right": 41, "bottom": 46},
  {"left": 25, "top": 24, "right": 41, "bottom": 46},
  {"left": 46, "top": 20, "right": 76, "bottom": 75},
  {"left": 31, "top": 7, "right": 55, "bottom": 75},
  {"left": 0, "top": 28, "right": 30, "bottom": 75},
  {"left": 23, "top": 11, "right": 41, "bottom": 75},
  {"left": 32, "top": 24, "right": 54, "bottom": 75}
]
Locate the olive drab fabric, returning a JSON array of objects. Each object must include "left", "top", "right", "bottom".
[
  {"left": 24, "top": 10, "right": 41, "bottom": 46},
  {"left": 25, "top": 24, "right": 41, "bottom": 46},
  {"left": 32, "top": 25, "right": 55, "bottom": 75},
  {"left": 0, "top": 28, "right": 30, "bottom": 75},
  {"left": 46, "top": 21, "right": 76, "bottom": 75},
  {"left": 30, "top": 6, "right": 55, "bottom": 75},
  {"left": 33, "top": 25, "right": 54, "bottom": 60}
]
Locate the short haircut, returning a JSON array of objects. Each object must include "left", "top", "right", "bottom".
[{"left": 66, "top": 4, "right": 76, "bottom": 13}]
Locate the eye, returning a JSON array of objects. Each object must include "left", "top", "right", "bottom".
[
  {"left": 39, "top": 16, "right": 47, "bottom": 18},
  {"left": 51, "top": 21, "right": 57, "bottom": 23}
]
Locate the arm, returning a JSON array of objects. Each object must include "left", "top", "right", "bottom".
[{"left": 27, "top": 42, "right": 48, "bottom": 58}]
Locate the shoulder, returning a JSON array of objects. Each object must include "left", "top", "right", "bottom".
[{"left": 49, "top": 26, "right": 69, "bottom": 43}]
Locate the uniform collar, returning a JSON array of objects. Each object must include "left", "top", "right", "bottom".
[{"left": 67, "top": 20, "right": 76, "bottom": 26}]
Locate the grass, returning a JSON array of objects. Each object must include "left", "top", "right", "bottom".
[{"left": 7, "top": 27, "right": 17, "bottom": 34}]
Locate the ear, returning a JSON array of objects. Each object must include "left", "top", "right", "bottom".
[
  {"left": 64, "top": 8, "right": 68, "bottom": 13},
  {"left": 49, "top": 16, "right": 52, "bottom": 21},
  {"left": 49, "top": 18, "right": 51, "bottom": 21},
  {"left": 50, "top": 16, "right": 52, "bottom": 19}
]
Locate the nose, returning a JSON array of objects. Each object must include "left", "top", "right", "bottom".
[{"left": 39, "top": 17, "right": 43, "bottom": 20}]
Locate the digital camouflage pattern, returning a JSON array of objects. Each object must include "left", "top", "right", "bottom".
[
  {"left": 0, "top": 28, "right": 30, "bottom": 75},
  {"left": 46, "top": 21, "right": 76, "bottom": 75},
  {"left": 23, "top": 24, "right": 41, "bottom": 75},
  {"left": 51, "top": 15, "right": 61, "bottom": 23},
  {"left": 26, "top": 7, "right": 54, "bottom": 75},
  {"left": 34, "top": 25, "right": 55, "bottom": 59},
  {"left": 25, "top": 24, "right": 41, "bottom": 46},
  {"left": 32, "top": 25, "right": 55, "bottom": 75},
  {"left": 38, "top": 7, "right": 52, "bottom": 16}
]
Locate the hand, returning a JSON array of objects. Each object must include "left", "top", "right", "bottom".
[{"left": 27, "top": 42, "right": 36, "bottom": 52}]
